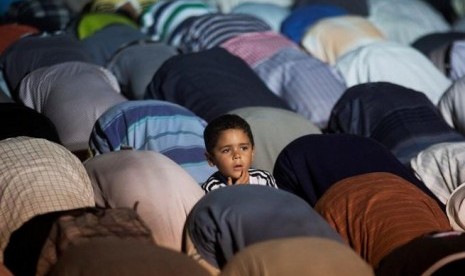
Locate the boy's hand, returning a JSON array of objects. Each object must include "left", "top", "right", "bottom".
[{"left": 227, "top": 169, "right": 249, "bottom": 185}]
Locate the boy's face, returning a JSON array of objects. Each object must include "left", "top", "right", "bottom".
[{"left": 206, "top": 128, "right": 255, "bottom": 181}]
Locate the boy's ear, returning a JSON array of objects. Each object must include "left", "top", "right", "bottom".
[{"left": 205, "top": 151, "right": 215, "bottom": 167}]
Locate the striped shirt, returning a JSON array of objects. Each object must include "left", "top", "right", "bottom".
[
  {"left": 254, "top": 47, "right": 346, "bottom": 128},
  {"left": 140, "top": 0, "right": 215, "bottom": 43},
  {"left": 90, "top": 100, "right": 215, "bottom": 184},
  {"left": 201, "top": 168, "right": 277, "bottom": 193},
  {"left": 177, "top": 13, "right": 271, "bottom": 53}
]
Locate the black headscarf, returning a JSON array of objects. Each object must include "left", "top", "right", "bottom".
[{"left": 273, "top": 133, "right": 442, "bottom": 208}]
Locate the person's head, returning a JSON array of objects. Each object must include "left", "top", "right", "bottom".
[{"left": 204, "top": 114, "right": 255, "bottom": 180}]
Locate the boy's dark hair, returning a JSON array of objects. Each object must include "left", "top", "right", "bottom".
[{"left": 204, "top": 114, "right": 254, "bottom": 153}]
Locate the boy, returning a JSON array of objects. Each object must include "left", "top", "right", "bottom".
[{"left": 201, "top": 114, "right": 277, "bottom": 192}]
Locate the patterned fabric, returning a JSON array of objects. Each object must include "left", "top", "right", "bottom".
[
  {"left": 0, "top": 33, "right": 93, "bottom": 95},
  {"left": 410, "top": 142, "right": 465, "bottom": 205},
  {"left": 185, "top": 185, "right": 343, "bottom": 269},
  {"left": 89, "top": 100, "right": 215, "bottom": 183},
  {"left": 273, "top": 134, "right": 435, "bottom": 207},
  {"left": 335, "top": 41, "right": 452, "bottom": 105},
  {"left": 221, "top": 237, "right": 374, "bottom": 276},
  {"left": 253, "top": 47, "right": 346, "bottom": 128},
  {"left": 18, "top": 61, "right": 127, "bottom": 152},
  {"left": 4, "top": 0, "right": 73, "bottom": 32},
  {"left": 221, "top": 31, "right": 296, "bottom": 67},
  {"left": 145, "top": 47, "right": 291, "bottom": 122},
  {"left": 0, "top": 23, "right": 39, "bottom": 54},
  {"left": 177, "top": 13, "right": 271, "bottom": 53},
  {"left": 0, "top": 137, "right": 95, "bottom": 261},
  {"left": 36, "top": 207, "right": 155, "bottom": 275},
  {"left": 106, "top": 40, "right": 177, "bottom": 100},
  {"left": 439, "top": 76, "right": 465, "bottom": 135},
  {"left": 231, "top": 2, "right": 290, "bottom": 32},
  {"left": 84, "top": 150, "right": 205, "bottom": 251},
  {"left": 328, "top": 82, "right": 464, "bottom": 166},
  {"left": 314, "top": 172, "right": 452, "bottom": 268},
  {"left": 280, "top": 4, "right": 346, "bottom": 43},
  {"left": 228, "top": 106, "right": 321, "bottom": 173},
  {"left": 140, "top": 0, "right": 215, "bottom": 44},
  {"left": 302, "top": 15, "right": 385, "bottom": 65},
  {"left": 201, "top": 168, "right": 277, "bottom": 192},
  {"left": 368, "top": 0, "right": 450, "bottom": 45}
]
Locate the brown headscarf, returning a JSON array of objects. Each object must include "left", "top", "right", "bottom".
[{"left": 49, "top": 237, "right": 211, "bottom": 276}]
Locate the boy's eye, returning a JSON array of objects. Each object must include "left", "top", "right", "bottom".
[
  {"left": 241, "top": 146, "right": 249, "bottom": 151},
  {"left": 221, "top": 149, "right": 230, "bottom": 154}
]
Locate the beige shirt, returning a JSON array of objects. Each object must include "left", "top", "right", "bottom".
[{"left": 0, "top": 137, "right": 95, "bottom": 261}]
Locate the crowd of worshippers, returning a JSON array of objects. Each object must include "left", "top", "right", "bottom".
[{"left": 4, "top": 0, "right": 465, "bottom": 275}]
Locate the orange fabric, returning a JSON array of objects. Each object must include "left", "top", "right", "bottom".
[{"left": 315, "top": 172, "right": 451, "bottom": 268}]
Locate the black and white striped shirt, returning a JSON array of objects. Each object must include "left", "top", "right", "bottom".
[{"left": 201, "top": 168, "right": 277, "bottom": 193}]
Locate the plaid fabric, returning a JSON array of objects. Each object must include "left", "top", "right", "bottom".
[
  {"left": 0, "top": 137, "right": 95, "bottom": 261},
  {"left": 4, "top": 0, "right": 72, "bottom": 32},
  {"left": 221, "top": 31, "right": 297, "bottom": 67}
]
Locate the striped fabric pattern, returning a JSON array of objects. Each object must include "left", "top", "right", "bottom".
[
  {"left": 140, "top": 0, "right": 215, "bottom": 44},
  {"left": 201, "top": 168, "right": 277, "bottom": 193},
  {"left": 314, "top": 172, "right": 451, "bottom": 268},
  {"left": 328, "top": 82, "right": 465, "bottom": 166},
  {"left": 221, "top": 31, "right": 297, "bottom": 67},
  {"left": 253, "top": 47, "right": 346, "bottom": 128},
  {"left": 90, "top": 100, "right": 215, "bottom": 184},
  {"left": 177, "top": 13, "right": 271, "bottom": 53}
]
